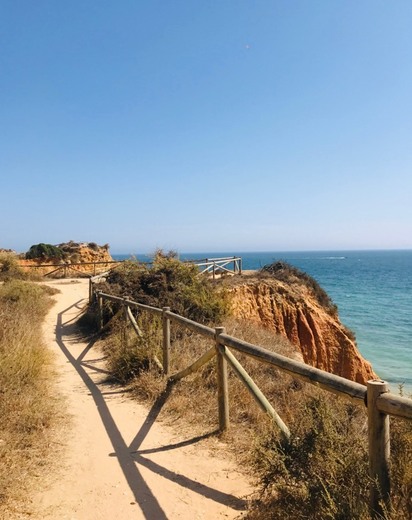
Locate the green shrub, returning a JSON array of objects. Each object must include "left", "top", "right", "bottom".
[
  {"left": 25, "top": 243, "right": 64, "bottom": 260},
  {"left": 98, "top": 250, "right": 229, "bottom": 325}
]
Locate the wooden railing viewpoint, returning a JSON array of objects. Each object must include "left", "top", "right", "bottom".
[
  {"left": 189, "top": 256, "right": 242, "bottom": 278},
  {"left": 89, "top": 281, "right": 412, "bottom": 518}
]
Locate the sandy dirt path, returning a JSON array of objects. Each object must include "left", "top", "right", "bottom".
[{"left": 32, "top": 279, "right": 252, "bottom": 520}]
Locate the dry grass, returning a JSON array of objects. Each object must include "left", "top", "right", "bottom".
[
  {"left": 0, "top": 252, "right": 43, "bottom": 282},
  {"left": 0, "top": 280, "right": 63, "bottom": 518}
]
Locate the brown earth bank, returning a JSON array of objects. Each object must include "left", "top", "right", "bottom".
[{"left": 222, "top": 273, "right": 376, "bottom": 384}]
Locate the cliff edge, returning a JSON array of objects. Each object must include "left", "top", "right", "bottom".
[{"left": 222, "top": 264, "right": 375, "bottom": 384}]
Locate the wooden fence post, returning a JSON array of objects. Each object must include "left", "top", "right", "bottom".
[
  {"left": 367, "top": 379, "right": 391, "bottom": 518},
  {"left": 216, "top": 327, "right": 229, "bottom": 431},
  {"left": 97, "top": 292, "right": 103, "bottom": 332},
  {"left": 162, "top": 307, "right": 171, "bottom": 375},
  {"left": 122, "top": 297, "right": 129, "bottom": 348}
]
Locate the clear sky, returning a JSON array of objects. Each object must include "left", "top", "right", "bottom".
[{"left": 1, "top": 1, "right": 411, "bottom": 254}]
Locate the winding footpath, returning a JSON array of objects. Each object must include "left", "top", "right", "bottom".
[{"left": 31, "top": 279, "right": 252, "bottom": 520}]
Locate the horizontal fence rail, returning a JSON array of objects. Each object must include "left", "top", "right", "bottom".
[
  {"left": 90, "top": 284, "right": 412, "bottom": 518},
  {"left": 23, "top": 256, "right": 242, "bottom": 279},
  {"left": 194, "top": 256, "right": 242, "bottom": 278},
  {"left": 22, "top": 260, "right": 123, "bottom": 278}
]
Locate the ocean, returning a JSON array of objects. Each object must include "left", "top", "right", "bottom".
[{"left": 113, "top": 250, "right": 412, "bottom": 393}]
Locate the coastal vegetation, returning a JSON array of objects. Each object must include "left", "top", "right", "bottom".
[
  {"left": 260, "top": 260, "right": 338, "bottom": 316},
  {"left": 0, "top": 252, "right": 27, "bottom": 281},
  {"left": 0, "top": 279, "right": 61, "bottom": 518},
  {"left": 26, "top": 242, "right": 64, "bottom": 260},
  {"left": 86, "top": 254, "right": 412, "bottom": 519}
]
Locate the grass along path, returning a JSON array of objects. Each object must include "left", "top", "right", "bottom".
[{"left": 31, "top": 278, "right": 252, "bottom": 519}]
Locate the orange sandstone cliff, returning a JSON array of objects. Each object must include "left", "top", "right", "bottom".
[
  {"left": 18, "top": 241, "right": 114, "bottom": 275},
  {"left": 223, "top": 267, "right": 375, "bottom": 385}
]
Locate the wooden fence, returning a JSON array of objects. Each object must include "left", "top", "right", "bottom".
[
  {"left": 187, "top": 256, "right": 242, "bottom": 278},
  {"left": 90, "top": 281, "right": 412, "bottom": 518},
  {"left": 23, "top": 256, "right": 242, "bottom": 279},
  {"left": 22, "top": 260, "right": 123, "bottom": 278}
]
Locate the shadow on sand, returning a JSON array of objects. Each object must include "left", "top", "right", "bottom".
[{"left": 55, "top": 299, "right": 248, "bottom": 519}]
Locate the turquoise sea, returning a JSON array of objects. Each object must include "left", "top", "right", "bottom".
[{"left": 113, "top": 250, "right": 412, "bottom": 393}]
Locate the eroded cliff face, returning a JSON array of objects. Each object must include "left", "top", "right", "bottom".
[
  {"left": 57, "top": 241, "right": 113, "bottom": 264},
  {"left": 225, "top": 276, "right": 375, "bottom": 384}
]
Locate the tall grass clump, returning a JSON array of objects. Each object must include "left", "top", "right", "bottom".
[
  {"left": 246, "top": 393, "right": 370, "bottom": 520},
  {"left": 0, "top": 252, "right": 27, "bottom": 281},
  {"left": 103, "top": 310, "right": 163, "bottom": 385},
  {"left": 0, "top": 280, "right": 60, "bottom": 517},
  {"left": 389, "top": 416, "right": 412, "bottom": 518}
]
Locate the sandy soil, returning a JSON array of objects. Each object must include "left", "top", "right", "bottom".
[{"left": 31, "top": 279, "right": 253, "bottom": 520}]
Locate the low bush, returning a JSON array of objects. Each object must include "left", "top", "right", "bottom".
[
  {"left": 97, "top": 250, "right": 229, "bottom": 325},
  {"left": 26, "top": 243, "right": 64, "bottom": 260},
  {"left": 0, "top": 252, "right": 27, "bottom": 281}
]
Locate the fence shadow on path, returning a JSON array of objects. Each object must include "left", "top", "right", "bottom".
[{"left": 55, "top": 300, "right": 248, "bottom": 519}]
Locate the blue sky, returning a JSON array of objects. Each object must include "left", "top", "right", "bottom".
[{"left": 1, "top": 1, "right": 411, "bottom": 254}]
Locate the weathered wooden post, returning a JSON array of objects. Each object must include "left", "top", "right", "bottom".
[
  {"left": 89, "top": 278, "right": 93, "bottom": 303},
  {"left": 367, "top": 379, "right": 391, "bottom": 518},
  {"left": 216, "top": 327, "right": 229, "bottom": 431},
  {"left": 97, "top": 292, "right": 103, "bottom": 332},
  {"left": 162, "top": 307, "right": 171, "bottom": 375},
  {"left": 122, "top": 297, "right": 129, "bottom": 348}
]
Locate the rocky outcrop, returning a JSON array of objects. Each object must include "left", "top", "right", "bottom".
[
  {"left": 19, "top": 241, "right": 114, "bottom": 276},
  {"left": 57, "top": 241, "right": 112, "bottom": 264},
  {"left": 225, "top": 274, "right": 375, "bottom": 384}
]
